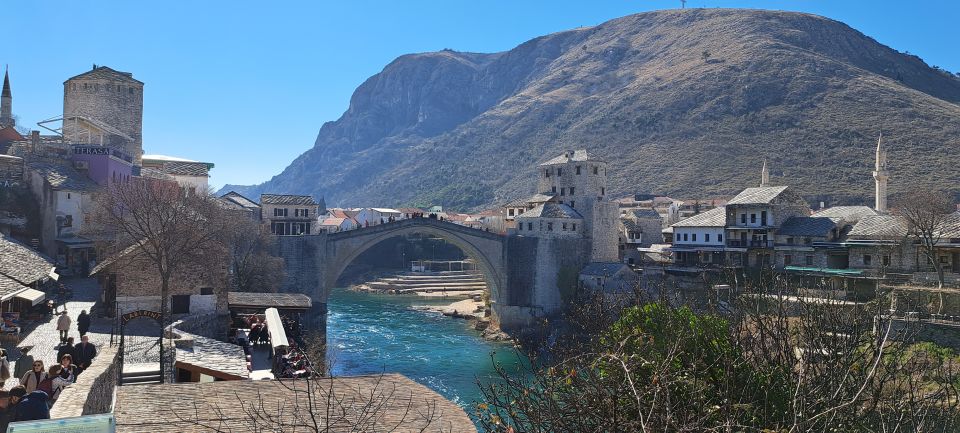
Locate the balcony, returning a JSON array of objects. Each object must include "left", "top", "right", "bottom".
[{"left": 727, "top": 240, "right": 774, "bottom": 248}]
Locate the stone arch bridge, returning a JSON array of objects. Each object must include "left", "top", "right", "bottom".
[{"left": 275, "top": 217, "right": 593, "bottom": 333}]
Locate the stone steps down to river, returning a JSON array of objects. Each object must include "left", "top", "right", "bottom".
[{"left": 365, "top": 271, "right": 487, "bottom": 294}]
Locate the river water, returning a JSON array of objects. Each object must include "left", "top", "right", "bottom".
[{"left": 326, "top": 287, "right": 522, "bottom": 417}]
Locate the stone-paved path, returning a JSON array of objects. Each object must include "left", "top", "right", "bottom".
[{"left": 1, "top": 277, "right": 160, "bottom": 390}]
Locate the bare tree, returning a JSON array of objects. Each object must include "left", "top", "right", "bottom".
[
  {"left": 897, "top": 190, "right": 955, "bottom": 289},
  {"left": 222, "top": 216, "right": 285, "bottom": 293},
  {"left": 93, "top": 179, "right": 228, "bottom": 336}
]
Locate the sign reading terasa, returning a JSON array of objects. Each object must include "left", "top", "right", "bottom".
[{"left": 120, "top": 309, "right": 162, "bottom": 325}]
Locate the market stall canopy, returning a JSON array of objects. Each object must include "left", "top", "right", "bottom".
[{"left": 15, "top": 288, "right": 46, "bottom": 306}]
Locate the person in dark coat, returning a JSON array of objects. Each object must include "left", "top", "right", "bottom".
[
  {"left": 76, "top": 310, "right": 91, "bottom": 337},
  {"left": 73, "top": 336, "right": 97, "bottom": 375},
  {"left": 56, "top": 338, "right": 75, "bottom": 364},
  {"left": 9, "top": 385, "right": 49, "bottom": 422}
]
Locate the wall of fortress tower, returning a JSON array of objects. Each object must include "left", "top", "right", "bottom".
[
  {"left": 63, "top": 76, "right": 144, "bottom": 162},
  {"left": 536, "top": 158, "right": 619, "bottom": 262}
]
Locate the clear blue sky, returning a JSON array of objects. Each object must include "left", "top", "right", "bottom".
[{"left": 4, "top": 1, "right": 957, "bottom": 189}]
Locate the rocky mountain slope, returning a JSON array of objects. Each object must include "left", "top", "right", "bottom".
[{"left": 221, "top": 8, "right": 960, "bottom": 210}]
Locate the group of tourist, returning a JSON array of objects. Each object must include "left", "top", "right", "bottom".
[
  {"left": 0, "top": 308, "right": 99, "bottom": 429},
  {"left": 246, "top": 316, "right": 270, "bottom": 346}
]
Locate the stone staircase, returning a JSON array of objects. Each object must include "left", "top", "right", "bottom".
[{"left": 366, "top": 271, "right": 487, "bottom": 294}]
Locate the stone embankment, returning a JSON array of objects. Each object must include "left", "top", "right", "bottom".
[{"left": 353, "top": 270, "right": 487, "bottom": 297}]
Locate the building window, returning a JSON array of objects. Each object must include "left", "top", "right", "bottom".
[
  {"left": 683, "top": 233, "right": 689, "bottom": 241},
  {"left": 67, "top": 193, "right": 71, "bottom": 199},
  {"left": 572, "top": 223, "right": 577, "bottom": 231},
  {"left": 569, "top": 187, "right": 575, "bottom": 195},
  {"left": 200, "top": 287, "right": 214, "bottom": 295},
  {"left": 562, "top": 222, "right": 568, "bottom": 230},
  {"left": 517, "top": 223, "right": 522, "bottom": 231},
  {"left": 547, "top": 222, "right": 553, "bottom": 231},
  {"left": 784, "top": 255, "right": 792, "bottom": 265},
  {"left": 560, "top": 188, "right": 566, "bottom": 196},
  {"left": 750, "top": 214, "right": 756, "bottom": 224},
  {"left": 569, "top": 201, "right": 575, "bottom": 208},
  {"left": 804, "top": 255, "right": 813, "bottom": 266},
  {"left": 601, "top": 187, "right": 605, "bottom": 196},
  {"left": 761, "top": 211, "right": 767, "bottom": 225},
  {"left": 528, "top": 222, "right": 533, "bottom": 231},
  {"left": 741, "top": 214, "right": 746, "bottom": 224},
  {"left": 804, "top": 238, "right": 812, "bottom": 245},
  {"left": 545, "top": 169, "right": 551, "bottom": 178},
  {"left": 718, "top": 234, "right": 723, "bottom": 242},
  {"left": 705, "top": 233, "right": 710, "bottom": 242},
  {"left": 576, "top": 166, "right": 581, "bottom": 175},
  {"left": 883, "top": 255, "right": 891, "bottom": 266},
  {"left": 274, "top": 208, "right": 288, "bottom": 217},
  {"left": 692, "top": 233, "right": 697, "bottom": 242},
  {"left": 786, "top": 237, "right": 794, "bottom": 245},
  {"left": 593, "top": 166, "right": 598, "bottom": 175},
  {"left": 508, "top": 209, "right": 515, "bottom": 217},
  {"left": 294, "top": 208, "right": 310, "bottom": 217},
  {"left": 557, "top": 168, "right": 562, "bottom": 176},
  {"left": 552, "top": 186, "right": 557, "bottom": 193},
  {"left": 864, "top": 255, "right": 872, "bottom": 266}
]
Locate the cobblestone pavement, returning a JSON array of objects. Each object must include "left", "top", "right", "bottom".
[{"left": 1, "top": 277, "right": 161, "bottom": 389}]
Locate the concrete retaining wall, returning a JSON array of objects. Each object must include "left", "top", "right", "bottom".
[{"left": 50, "top": 345, "right": 119, "bottom": 418}]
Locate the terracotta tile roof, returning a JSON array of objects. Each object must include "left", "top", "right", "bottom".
[
  {"left": 113, "top": 374, "right": 477, "bottom": 432},
  {"left": 261, "top": 194, "right": 317, "bottom": 206}
]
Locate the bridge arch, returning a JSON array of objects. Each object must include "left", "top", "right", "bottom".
[{"left": 320, "top": 219, "right": 506, "bottom": 306}]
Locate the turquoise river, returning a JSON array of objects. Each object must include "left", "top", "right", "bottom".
[{"left": 326, "top": 287, "right": 524, "bottom": 420}]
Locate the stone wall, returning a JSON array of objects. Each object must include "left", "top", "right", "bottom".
[
  {"left": 50, "top": 345, "right": 119, "bottom": 418},
  {"left": 109, "top": 250, "right": 229, "bottom": 315},
  {"left": 887, "top": 318, "right": 960, "bottom": 351}
]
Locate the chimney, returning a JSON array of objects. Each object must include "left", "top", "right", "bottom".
[{"left": 30, "top": 130, "right": 39, "bottom": 154}]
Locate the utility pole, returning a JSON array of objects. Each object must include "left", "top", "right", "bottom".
[{"left": 681, "top": 0, "right": 687, "bottom": 8}]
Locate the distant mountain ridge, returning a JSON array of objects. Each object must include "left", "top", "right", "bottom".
[{"left": 220, "top": 8, "right": 960, "bottom": 210}]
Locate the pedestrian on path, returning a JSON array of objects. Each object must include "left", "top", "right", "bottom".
[
  {"left": 56, "top": 311, "right": 71, "bottom": 344},
  {"left": 0, "top": 349, "right": 11, "bottom": 388},
  {"left": 38, "top": 365, "right": 69, "bottom": 407},
  {"left": 73, "top": 336, "right": 97, "bottom": 376},
  {"left": 13, "top": 346, "right": 34, "bottom": 379},
  {"left": 19, "top": 361, "right": 46, "bottom": 394},
  {"left": 56, "top": 338, "right": 74, "bottom": 365},
  {"left": 76, "top": 310, "right": 91, "bottom": 337},
  {"left": 9, "top": 384, "right": 49, "bottom": 422}
]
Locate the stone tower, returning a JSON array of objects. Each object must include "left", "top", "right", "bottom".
[
  {"left": 873, "top": 134, "right": 889, "bottom": 213},
  {"left": 0, "top": 67, "right": 13, "bottom": 129},
  {"left": 63, "top": 65, "right": 144, "bottom": 162},
  {"left": 537, "top": 150, "right": 619, "bottom": 261},
  {"left": 760, "top": 159, "right": 770, "bottom": 187}
]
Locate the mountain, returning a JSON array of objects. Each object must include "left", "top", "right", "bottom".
[{"left": 220, "top": 8, "right": 960, "bottom": 210}]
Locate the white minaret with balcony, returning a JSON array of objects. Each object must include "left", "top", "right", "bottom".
[{"left": 873, "top": 134, "right": 889, "bottom": 213}]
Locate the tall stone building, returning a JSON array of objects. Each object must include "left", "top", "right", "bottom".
[
  {"left": 0, "top": 67, "right": 13, "bottom": 129},
  {"left": 535, "top": 149, "right": 619, "bottom": 262},
  {"left": 62, "top": 66, "right": 144, "bottom": 162}
]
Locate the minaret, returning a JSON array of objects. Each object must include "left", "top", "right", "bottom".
[
  {"left": 873, "top": 133, "right": 889, "bottom": 213},
  {"left": 760, "top": 159, "right": 770, "bottom": 187},
  {"left": 0, "top": 66, "right": 12, "bottom": 128}
]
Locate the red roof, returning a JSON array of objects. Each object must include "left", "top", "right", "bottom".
[{"left": 0, "top": 127, "right": 23, "bottom": 143}]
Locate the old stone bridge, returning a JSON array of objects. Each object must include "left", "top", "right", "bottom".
[{"left": 275, "top": 217, "right": 591, "bottom": 332}]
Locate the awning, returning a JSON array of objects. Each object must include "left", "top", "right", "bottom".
[
  {"left": 265, "top": 307, "right": 289, "bottom": 350},
  {"left": 15, "top": 288, "right": 46, "bottom": 306},
  {"left": 56, "top": 236, "right": 94, "bottom": 249}
]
